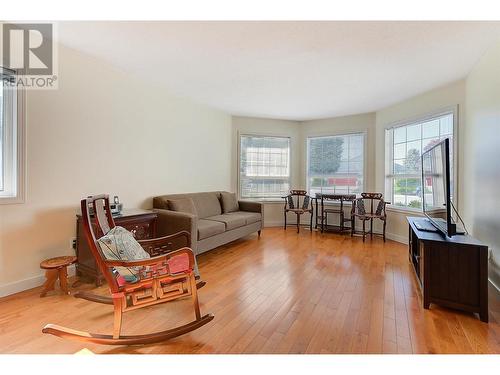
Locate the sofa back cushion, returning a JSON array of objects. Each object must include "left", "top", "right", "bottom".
[
  {"left": 168, "top": 198, "right": 198, "bottom": 215},
  {"left": 220, "top": 192, "right": 239, "bottom": 213},
  {"left": 153, "top": 191, "right": 222, "bottom": 218},
  {"left": 192, "top": 192, "right": 223, "bottom": 218}
]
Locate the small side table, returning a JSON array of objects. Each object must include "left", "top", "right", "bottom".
[
  {"left": 315, "top": 193, "right": 356, "bottom": 233},
  {"left": 40, "top": 255, "right": 77, "bottom": 297}
]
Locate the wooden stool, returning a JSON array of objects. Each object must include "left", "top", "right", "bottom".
[{"left": 40, "top": 256, "right": 77, "bottom": 297}]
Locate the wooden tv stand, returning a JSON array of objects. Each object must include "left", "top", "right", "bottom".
[{"left": 407, "top": 217, "right": 489, "bottom": 322}]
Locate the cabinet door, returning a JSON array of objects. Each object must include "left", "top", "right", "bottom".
[
  {"left": 76, "top": 219, "right": 96, "bottom": 269},
  {"left": 427, "top": 242, "right": 480, "bottom": 307}
]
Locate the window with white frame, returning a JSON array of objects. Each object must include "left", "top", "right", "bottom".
[
  {"left": 0, "top": 67, "right": 24, "bottom": 202},
  {"left": 385, "top": 111, "right": 455, "bottom": 210},
  {"left": 307, "top": 133, "right": 365, "bottom": 197},
  {"left": 239, "top": 135, "right": 291, "bottom": 199}
]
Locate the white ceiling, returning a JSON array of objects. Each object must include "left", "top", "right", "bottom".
[{"left": 57, "top": 21, "right": 500, "bottom": 121}]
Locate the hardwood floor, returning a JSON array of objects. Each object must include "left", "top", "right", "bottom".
[{"left": 1, "top": 228, "right": 499, "bottom": 354}]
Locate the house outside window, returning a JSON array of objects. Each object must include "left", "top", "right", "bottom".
[{"left": 239, "top": 135, "right": 291, "bottom": 199}]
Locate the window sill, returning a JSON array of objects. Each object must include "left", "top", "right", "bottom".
[
  {"left": 386, "top": 205, "right": 424, "bottom": 215},
  {"left": 240, "top": 198, "right": 358, "bottom": 206},
  {"left": 239, "top": 198, "right": 284, "bottom": 204},
  {"left": 0, "top": 196, "right": 25, "bottom": 204}
]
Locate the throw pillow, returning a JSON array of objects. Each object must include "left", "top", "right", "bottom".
[
  {"left": 168, "top": 198, "right": 198, "bottom": 215},
  {"left": 97, "top": 226, "right": 150, "bottom": 279},
  {"left": 221, "top": 192, "right": 239, "bottom": 213}
]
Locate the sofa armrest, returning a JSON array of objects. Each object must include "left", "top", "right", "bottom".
[
  {"left": 238, "top": 200, "right": 263, "bottom": 214},
  {"left": 153, "top": 209, "right": 198, "bottom": 252}
]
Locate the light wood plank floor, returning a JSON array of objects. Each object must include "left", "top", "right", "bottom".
[{"left": 1, "top": 228, "right": 499, "bottom": 354}]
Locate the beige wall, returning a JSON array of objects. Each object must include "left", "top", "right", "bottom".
[
  {"left": 374, "top": 80, "right": 466, "bottom": 242},
  {"left": 0, "top": 45, "right": 232, "bottom": 296},
  {"left": 464, "top": 40, "right": 500, "bottom": 288}
]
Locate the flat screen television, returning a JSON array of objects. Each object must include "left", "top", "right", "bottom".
[{"left": 421, "top": 138, "right": 461, "bottom": 237}]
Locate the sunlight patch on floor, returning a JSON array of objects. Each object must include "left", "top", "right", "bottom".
[{"left": 75, "top": 348, "right": 94, "bottom": 355}]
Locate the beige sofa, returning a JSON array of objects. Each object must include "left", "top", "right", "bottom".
[{"left": 152, "top": 191, "right": 263, "bottom": 255}]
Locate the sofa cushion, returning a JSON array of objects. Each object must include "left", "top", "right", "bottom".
[
  {"left": 226, "top": 211, "right": 262, "bottom": 225},
  {"left": 192, "top": 192, "right": 222, "bottom": 218},
  {"left": 197, "top": 219, "right": 226, "bottom": 240},
  {"left": 153, "top": 192, "right": 222, "bottom": 218},
  {"left": 168, "top": 198, "right": 197, "bottom": 215},
  {"left": 205, "top": 214, "right": 247, "bottom": 231},
  {"left": 220, "top": 192, "right": 239, "bottom": 213}
]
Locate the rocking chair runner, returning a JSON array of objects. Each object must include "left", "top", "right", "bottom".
[
  {"left": 283, "top": 190, "right": 313, "bottom": 233},
  {"left": 42, "top": 195, "right": 214, "bottom": 345}
]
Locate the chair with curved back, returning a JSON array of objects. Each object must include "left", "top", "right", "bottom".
[
  {"left": 282, "top": 189, "right": 314, "bottom": 233},
  {"left": 351, "top": 192, "right": 389, "bottom": 242},
  {"left": 42, "top": 194, "right": 214, "bottom": 345}
]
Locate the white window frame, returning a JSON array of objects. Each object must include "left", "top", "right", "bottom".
[
  {"left": 0, "top": 68, "right": 26, "bottom": 204},
  {"left": 306, "top": 131, "right": 367, "bottom": 197},
  {"left": 238, "top": 132, "right": 292, "bottom": 201},
  {"left": 384, "top": 106, "right": 458, "bottom": 213}
]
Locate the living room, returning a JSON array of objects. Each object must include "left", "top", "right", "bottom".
[{"left": 1, "top": 0, "right": 500, "bottom": 371}]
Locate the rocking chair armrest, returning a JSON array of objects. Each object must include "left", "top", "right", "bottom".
[
  {"left": 103, "top": 247, "right": 196, "bottom": 269},
  {"left": 163, "top": 247, "right": 196, "bottom": 267},
  {"left": 153, "top": 209, "right": 197, "bottom": 253},
  {"left": 104, "top": 254, "right": 169, "bottom": 268}
]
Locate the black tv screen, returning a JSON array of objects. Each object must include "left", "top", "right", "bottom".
[{"left": 421, "top": 138, "right": 457, "bottom": 236}]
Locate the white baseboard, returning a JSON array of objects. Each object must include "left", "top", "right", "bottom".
[
  {"left": 264, "top": 220, "right": 316, "bottom": 228},
  {"left": 264, "top": 221, "right": 284, "bottom": 228},
  {"left": 385, "top": 232, "right": 408, "bottom": 244},
  {"left": 0, "top": 264, "right": 76, "bottom": 298},
  {"left": 0, "top": 274, "right": 47, "bottom": 298}
]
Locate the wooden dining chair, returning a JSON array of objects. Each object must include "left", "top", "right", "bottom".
[
  {"left": 351, "top": 192, "right": 389, "bottom": 242},
  {"left": 42, "top": 194, "right": 214, "bottom": 345},
  {"left": 282, "top": 189, "right": 314, "bottom": 233}
]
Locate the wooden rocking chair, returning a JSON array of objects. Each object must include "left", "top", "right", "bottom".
[{"left": 42, "top": 195, "right": 214, "bottom": 345}]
